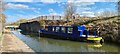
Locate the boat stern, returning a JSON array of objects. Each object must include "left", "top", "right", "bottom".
[{"left": 87, "top": 37, "right": 104, "bottom": 43}]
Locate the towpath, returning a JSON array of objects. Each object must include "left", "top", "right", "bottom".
[{"left": 1, "top": 29, "right": 35, "bottom": 53}]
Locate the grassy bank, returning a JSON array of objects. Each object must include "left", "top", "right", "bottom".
[
  {"left": 66, "top": 16, "right": 119, "bottom": 44},
  {"left": 78, "top": 16, "right": 119, "bottom": 44}
]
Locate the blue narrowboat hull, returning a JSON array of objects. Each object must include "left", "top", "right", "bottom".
[
  {"left": 40, "top": 33, "right": 87, "bottom": 42},
  {"left": 40, "top": 30, "right": 88, "bottom": 42},
  {"left": 39, "top": 26, "right": 104, "bottom": 43},
  {"left": 40, "top": 32, "right": 103, "bottom": 43}
]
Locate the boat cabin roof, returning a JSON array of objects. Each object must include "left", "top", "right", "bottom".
[
  {"left": 47, "top": 26, "right": 86, "bottom": 28},
  {"left": 47, "top": 26, "right": 87, "bottom": 31}
]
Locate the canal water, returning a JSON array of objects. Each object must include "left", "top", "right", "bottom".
[{"left": 12, "top": 30, "right": 119, "bottom": 52}]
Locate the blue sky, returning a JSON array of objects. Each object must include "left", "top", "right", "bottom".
[{"left": 3, "top": 0, "right": 118, "bottom": 23}]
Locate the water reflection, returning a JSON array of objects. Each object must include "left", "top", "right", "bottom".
[{"left": 12, "top": 30, "right": 119, "bottom": 52}]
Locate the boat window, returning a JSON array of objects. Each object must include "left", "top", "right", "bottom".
[
  {"left": 89, "top": 30, "right": 97, "bottom": 35},
  {"left": 83, "top": 30, "right": 88, "bottom": 35},
  {"left": 52, "top": 27, "right": 55, "bottom": 31},
  {"left": 56, "top": 27, "right": 60, "bottom": 32},
  {"left": 45, "top": 26, "right": 48, "bottom": 30},
  {"left": 67, "top": 27, "right": 73, "bottom": 34},
  {"left": 61, "top": 27, "right": 65, "bottom": 33}
]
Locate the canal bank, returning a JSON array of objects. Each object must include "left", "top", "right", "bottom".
[{"left": 1, "top": 29, "right": 35, "bottom": 53}]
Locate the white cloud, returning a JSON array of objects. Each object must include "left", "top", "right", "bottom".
[
  {"left": 80, "top": 11, "right": 95, "bottom": 17},
  {"left": 48, "top": 9, "right": 54, "bottom": 12},
  {"left": 95, "top": 8, "right": 118, "bottom": 17},
  {"left": 68, "top": 0, "right": 117, "bottom": 12},
  {"left": 87, "top": 14, "right": 96, "bottom": 17},
  {"left": 50, "top": 12, "right": 58, "bottom": 15},
  {"left": 39, "top": 0, "right": 56, "bottom": 3},
  {"left": 97, "top": 0, "right": 118, "bottom": 2},
  {"left": 6, "top": 3, "right": 28, "bottom": 9},
  {"left": 34, "top": 10, "right": 41, "bottom": 14},
  {"left": 77, "top": 7, "right": 91, "bottom": 11},
  {"left": 82, "top": 11, "right": 94, "bottom": 15},
  {"left": 38, "top": 0, "right": 64, "bottom": 3},
  {"left": 5, "top": 3, "right": 36, "bottom": 10},
  {"left": 76, "top": 7, "right": 92, "bottom": 14},
  {"left": 80, "top": 14, "right": 96, "bottom": 17},
  {"left": 75, "top": 2, "right": 95, "bottom": 6},
  {"left": 67, "top": 0, "right": 118, "bottom": 3},
  {"left": 14, "top": 0, "right": 32, "bottom": 2},
  {"left": 48, "top": 8, "right": 57, "bottom": 15},
  {"left": 5, "top": 0, "right": 118, "bottom": 2},
  {"left": 5, "top": 0, "right": 33, "bottom": 2},
  {"left": 58, "top": 2, "right": 66, "bottom": 7},
  {"left": 48, "top": 8, "right": 62, "bottom": 15}
]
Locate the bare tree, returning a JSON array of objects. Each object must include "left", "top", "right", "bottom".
[
  {"left": 0, "top": 14, "right": 6, "bottom": 23},
  {"left": 64, "top": 3, "right": 76, "bottom": 22},
  {"left": 0, "top": 0, "right": 6, "bottom": 33},
  {"left": 0, "top": 0, "right": 6, "bottom": 23},
  {"left": 95, "top": 10, "right": 117, "bottom": 18}
]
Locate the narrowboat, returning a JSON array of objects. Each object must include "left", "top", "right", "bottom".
[{"left": 39, "top": 26, "right": 104, "bottom": 43}]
